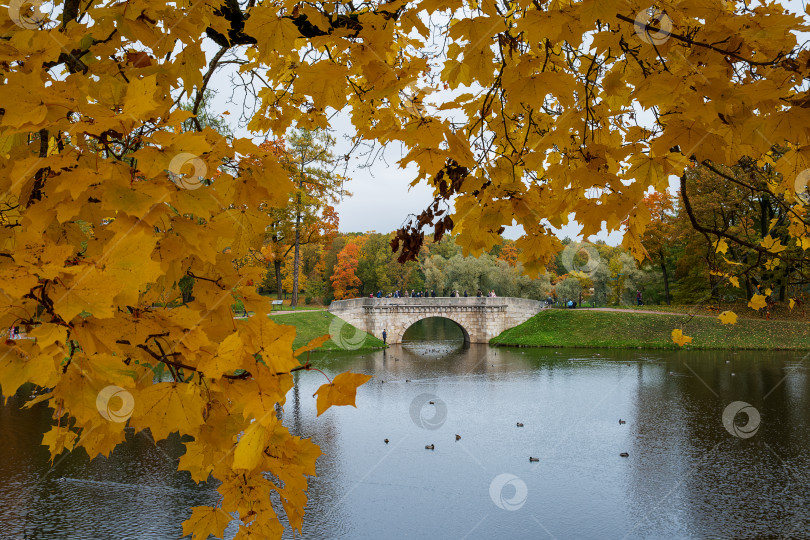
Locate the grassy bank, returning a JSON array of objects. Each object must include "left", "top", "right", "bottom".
[
  {"left": 491, "top": 309, "right": 810, "bottom": 350},
  {"left": 270, "top": 311, "right": 385, "bottom": 351},
  {"left": 625, "top": 303, "right": 809, "bottom": 321}
]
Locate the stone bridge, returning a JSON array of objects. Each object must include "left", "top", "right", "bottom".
[{"left": 328, "top": 297, "right": 544, "bottom": 344}]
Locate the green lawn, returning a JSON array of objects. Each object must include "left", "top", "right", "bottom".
[
  {"left": 270, "top": 310, "right": 385, "bottom": 351},
  {"left": 622, "top": 303, "right": 808, "bottom": 321},
  {"left": 491, "top": 309, "right": 810, "bottom": 350}
]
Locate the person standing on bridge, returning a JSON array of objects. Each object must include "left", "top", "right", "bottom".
[{"left": 382, "top": 329, "right": 387, "bottom": 344}]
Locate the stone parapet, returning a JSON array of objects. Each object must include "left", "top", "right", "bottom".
[{"left": 328, "top": 297, "right": 543, "bottom": 344}]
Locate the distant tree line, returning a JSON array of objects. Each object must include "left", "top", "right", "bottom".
[{"left": 259, "top": 162, "right": 810, "bottom": 308}]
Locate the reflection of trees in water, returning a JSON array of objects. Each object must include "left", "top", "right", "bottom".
[
  {"left": 280, "top": 371, "right": 342, "bottom": 539},
  {"left": 0, "top": 392, "right": 53, "bottom": 538},
  {"left": 626, "top": 350, "right": 810, "bottom": 537},
  {"left": 402, "top": 317, "right": 467, "bottom": 343},
  {"left": 0, "top": 392, "right": 218, "bottom": 539}
]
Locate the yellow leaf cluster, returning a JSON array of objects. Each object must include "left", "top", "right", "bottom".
[
  {"left": 748, "top": 294, "right": 768, "bottom": 310},
  {"left": 718, "top": 311, "right": 738, "bottom": 325},
  {"left": 671, "top": 329, "right": 693, "bottom": 347}
]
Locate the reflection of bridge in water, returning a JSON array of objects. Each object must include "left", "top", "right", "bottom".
[{"left": 328, "top": 297, "right": 544, "bottom": 344}]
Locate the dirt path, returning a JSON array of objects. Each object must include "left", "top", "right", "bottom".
[
  {"left": 233, "top": 309, "right": 327, "bottom": 319},
  {"left": 582, "top": 307, "right": 715, "bottom": 318},
  {"left": 270, "top": 309, "right": 327, "bottom": 315}
]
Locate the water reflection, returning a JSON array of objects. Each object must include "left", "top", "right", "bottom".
[
  {"left": 0, "top": 393, "right": 218, "bottom": 539},
  {"left": 1, "top": 322, "right": 809, "bottom": 539},
  {"left": 289, "top": 346, "right": 810, "bottom": 539}
]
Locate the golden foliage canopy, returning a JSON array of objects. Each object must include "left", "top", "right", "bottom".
[{"left": 1, "top": 0, "right": 810, "bottom": 536}]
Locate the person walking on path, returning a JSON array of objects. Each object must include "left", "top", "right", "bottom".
[{"left": 636, "top": 290, "right": 643, "bottom": 306}]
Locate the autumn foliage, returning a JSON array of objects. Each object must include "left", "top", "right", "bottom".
[
  {"left": 2, "top": 0, "right": 810, "bottom": 536},
  {"left": 331, "top": 236, "right": 366, "bottom": 299}
]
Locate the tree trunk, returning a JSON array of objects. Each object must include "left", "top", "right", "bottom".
[
  {"left": 291, "top": 200, "right": 302, "bottom": 308},
  {"left": 660, "top": 256, "right": 671, "bottom": 305},
  {"left": 274, "top": 260, "right": 283, "bottom": 300}
]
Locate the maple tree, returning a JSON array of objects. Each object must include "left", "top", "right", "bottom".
[
  {"left": 330, "top": 236, "right": 366, "bottom": 299},
  {"left": 3, "top": 0, "right": 810, "bottom": 535}
]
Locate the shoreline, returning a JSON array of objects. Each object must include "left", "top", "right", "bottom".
[{"left": 490, "top": 309, "right": 810, "bottom": 351}]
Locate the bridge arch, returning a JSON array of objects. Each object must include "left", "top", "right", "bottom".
[
  {"left": 327, "top": 297, "right": 543, "bottom": 344},
  {"left": 396, "top": 315, "right": 471, "bottom": 345}
]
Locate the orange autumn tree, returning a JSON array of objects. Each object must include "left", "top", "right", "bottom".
[
  {"left": 331, "top": 236, "right": 367, "bottom": 299},
  {"left": 2, "top": 1, "right": 810, "bottom": 538},
  {"left": 497, "top": 242, "right": 519, "bottom": 268}
]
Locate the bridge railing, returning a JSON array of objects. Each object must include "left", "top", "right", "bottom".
[{"left": 328, "top": 297, "right": 543, "bottom": 311}]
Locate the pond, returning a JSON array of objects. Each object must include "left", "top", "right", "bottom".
[{"left": 2, "top": 318, "right": 809, "bottom": 539}]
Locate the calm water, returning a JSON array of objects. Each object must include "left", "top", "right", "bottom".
[{"left": 2, "top": 318, "right": 810, "bottom": 539}]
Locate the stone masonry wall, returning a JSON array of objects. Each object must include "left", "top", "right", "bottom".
[{"left": 328, "top": 297, "right": 543, "bottom": 344}]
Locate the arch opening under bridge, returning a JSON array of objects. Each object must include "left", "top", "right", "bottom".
[
  {"left": 328, "top": 297, "right": 544, "bottom": 345},
  {"left": 399, "top": 315, "right": 471, "bottom": 345}
]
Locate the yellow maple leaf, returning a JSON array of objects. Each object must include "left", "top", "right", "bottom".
[
  {"left": 748, "top": 294, "right": 768, "bottom": 310},
  {"left": 78, "top": 423, "right": 128, "bottom": 459},
  {"left": 671, "top": 329, "right": 692, "bottom": 347},
  {"left": 233, "top": 422, "right": 271, "bottom": 471},
  {"left": 243, "top": 8, "right": 301, "bottom": 56},
  {"left": 41, "top": 425, "right": 78, "bottom": 458},
  {"left": 122, "top": 74, "right": 158, "bottom": 119},
  {"left": 0, "top": 346, "right": 61, "bottom": 399},
  {"left": 294, "top": 61, "right": 349, "bottom": 110},
  {"left": 182, "top": 506, "right": 232, "bottom": 540},
  {"left": 761, "top": 235, "right": 786, "bottom": 253},
  {"left": 198, "top": 332, "right": 249, "bottom": 379},
  {"left": 718, "top": 311, "right": 738, "bottom": 325},
  {"left": 790, "top": 298, "right": 796, "bottom": 310},
  {"left": 715, "top": 238, "right": 729, "bottom": 254},
  {"left": 313, "top": 372, "right": 372, "bottom": 416},
  {"left": 129, "top": 382, "right": 205, "bottom": 441},
  {"left": 294, "top": 334, "right": 330, "bottom": 357},
  {"left": 628, "top": 154, "right": 666, "bottom": 190}
]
